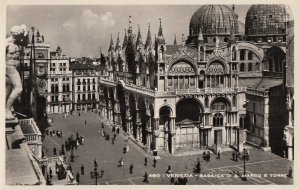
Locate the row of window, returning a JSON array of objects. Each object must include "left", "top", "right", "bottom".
[
  {"left": 50, "top": 95, "right": 70, "bottom": 102},
  {"left": 52, "top": 62, "right": 67, "bottom": 67},
  {"left": 240, "top": 62, "right": 260, "bottom": 72},
  {"left": 50, "top": 68, "right": 68, "bottom": 72},
  {"left": 77, "top": 85, "right": 96, "bottom": 91},
  {"left": 50, "top": 77, "right": 70, "bottom": 82},
  {"left": 51, "top": 84, "right": 70, "bottom": 92},
  {"left": 77, "top": 78, "right": 96, "bottom": 83},
  {"left": 77, "top": 93, "right": 96, "bottom": 101}
]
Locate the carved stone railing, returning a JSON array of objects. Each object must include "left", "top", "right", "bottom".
[
  {"left": 126, "top": 83, "right": 155, "bottom": 97},
  {"left": 246, "top": 88, "right": 269, "bottom": 96},
  {"left": 204, "top": 87, "right": 247, "bottom": 93}
]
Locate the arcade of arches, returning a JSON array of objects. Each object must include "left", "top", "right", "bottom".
[{"left": 99, "top": 83, "right": 245, "bottom": 154}]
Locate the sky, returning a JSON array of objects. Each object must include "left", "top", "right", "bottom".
[{"left": 6, "top": 5, "right": 251, "bottom": 58}]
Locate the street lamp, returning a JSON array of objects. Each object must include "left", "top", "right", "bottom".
[
  {"left": 239, "top": 148, "right": 250, "bottom": 181},
  {"left": 90, "top": 165, "right": 104, "bottom": 185}
]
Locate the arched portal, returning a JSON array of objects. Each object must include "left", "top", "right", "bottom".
[
  {"left": 117, "top": 84, "right": 126, "bottom": 131},
  {"left": 149, "top": 104, "right": 155, "bottom": 150},
  {"left": 175, "top": 98, "right": 203, "bottom": 149},
  {"left": 159, "top": 106, "right": 172, "bottom": 153},
  {"left": 210, "top": 97, "right": 231, "bottom": 146},
  {"left": 103, "top": 87, "right": 109, "bottom": 119},
  {"left": 138, "top": 98, "right": 147, "bottom": 145},
  {"left": 176, "top": 98, "right": 203, "bottom": 123},
  {"left": 129, "top": 94, "right": 137, "bottom": 138}
]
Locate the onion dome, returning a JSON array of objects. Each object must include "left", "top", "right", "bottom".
[
  {"left": 245, "top": 5, "right": 291, "bottom": 36},
  {"left": 189, "top": 5, "right": 238, "bottom": 36}
]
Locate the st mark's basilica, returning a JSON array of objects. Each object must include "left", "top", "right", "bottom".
[{"left": 98, "top": 4, "right": 294, "bottom": 158}]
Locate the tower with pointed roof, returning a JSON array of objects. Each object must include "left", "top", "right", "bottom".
[
  {"left": 145, "top": 23, "right": 152, "bottom": 50},
  {"left": 115, "top": 32, "right": 122, "bottom": 52},
  {"left": 197, "top": 28, "right": 205, "bottom": 61},
  {"left": 173, "top": 34, "right": 177, "bottom": 45},
  {"left": 136, "top": 25, "right": 143, "bottom": 50},
  {"left": 122, "top": 29, "right": 128, "bottom": 49},
  {"left": 156, "top": 18, "right": 166, "bottom": 63}
]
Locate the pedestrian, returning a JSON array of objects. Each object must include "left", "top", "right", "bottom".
[
  {"left": 49, "top": 167, "right": 53, "bottom": 179},
  {"left": 129, "top": 164, "right": 133, "bottom": 174},
  {"left": 123, "top": 146, "right": 127, "bottom": 154},
  {"left": 217, "top": 150, "right": 221, "bottom": 159},
  {"left": 143, "top": 172, "right": 149, "bottom": 183},
  {"left": 235, "top": 152, "right": 239, "bottom": 162},
  {"left": 126, "top": 144, "right": 129, "bottom": 152},
  {"left": 85, "top": 120, "right": 87, "bottom": 125},
  {"left": 203, "top": 151, "right": 207, "bottom": 161},
  {"left": 79, "top": 112, "right": 80, "bottom": 116},
  {"left": 144, "top": 156, "right": 148, "bottom": 166},
  {"left": 207, "top": 151, "right": 210, "bottom": 162},
  {"left": 116, "top": 128, "right": 120, "bottom": 134},
  {"left": 232, "top": 151, "right": 235, "bottom": 161},
  {"left": 153, "top": 157, "right": 157, "bottom": 168},
  {"left": 42, "top": 165, "right": 45, "bottom": 175},
  {"left": 119, "top": 158, "right": 124, "bottom": 167},
  {"left": 81, "top": 164, "right": 84, "bottom": 175},
  {"left": 288, "top": 166, "right": 293, "bottom": 178},
  {"left": 114, "top": 134, "right": 117, "bottom": 139},
  {"left": 46, "top": 173, "right": 50, "bottom": 185},
  {"left": 94, "top": 158, "right": 98, "bottom": 168},
  {"left": 112, "top": 138, "right": 115, "bottom": 144},
  {"left": 76, "top": 172, "right": 80, "bottom": 184},
  {"left": 69, "top": 164, "right": 72, "bottom": 172},
  {"left": 53, "top": 147, "right": 57, "bottom": 155},
  {"left": 170, "top": 177, "right": 175, "bottom": 184}
]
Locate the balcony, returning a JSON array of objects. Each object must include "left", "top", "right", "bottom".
[
  {"left": 262, "top": 71, "right": 282, "bottom": 78},
  {"left": 125, "top": 83, "right": 155, "bottom": 97},
  {"left": 174, "top": 88, "right": 204, "bottom": 95},
  {"left": 204, "top": 87, "right": 247, "bottom": 94}
]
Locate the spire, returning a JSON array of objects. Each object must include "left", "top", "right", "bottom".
[
  {"left": 128, "top": 16, "right": 133, "bottom": 35},
  {"left": 108, "top": 34, "right": 114, "bottom": 51},
  {"left": 100, "top": 47, "right": 106, "bottom": 65},
  {"left": 157, "top": 18, "right": 165, "bottom": 44},
  {"left": 181, "top": 34, "right": 185, "bottom": 46},
  {"left": 122, "top": 29, "right": 128, "bottom": 49},
  {"left": 158, "top": 18, "right": 163, "bottom": 37},
  {"left": 174, "top": 34, "right": 177, "bottom": 45},
  {"left": 129, "top": 16, "right": 132, "bottom": 29},
  {"left": 136, "top": 24, "right": 143, "bottom": 46},
  {"left": 232, "top": 4, "right": 235, "bottom": 12},
  {"left": 145, "top": 23, "right": 152, "bottom": 48},
  {"left": 115, "top": 32, "right": 121, "bottom": 50},
  {"left": 36, "top": 29, "right": 40, "bottom": 37}
]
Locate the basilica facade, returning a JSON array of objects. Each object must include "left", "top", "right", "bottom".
[{"left": 98, "top": 5, "right": 293, "bottom": 155}]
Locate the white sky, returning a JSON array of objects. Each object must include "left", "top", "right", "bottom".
[{"left": 7, "top": 5, "right": 253, "bottom": 58}]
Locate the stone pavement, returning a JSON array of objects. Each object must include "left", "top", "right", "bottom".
[{"left": 42, "top": 111, "right": 294, "bottom": 185}]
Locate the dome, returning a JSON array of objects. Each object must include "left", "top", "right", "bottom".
[
  {"left": 245, "top": 5, "right": 292, "bottom": 36},
  {"left": 189, "top": 5, "right": 239, "bottom": 36}
]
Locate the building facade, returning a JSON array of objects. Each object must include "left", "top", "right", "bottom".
[
  {"left": 98, "top": 4, "right": 293, "bottom": 155},
  {"left": 71, "top": 62, "right": 99, "bottom": 111},
  {"left": 47, "top": 46, "right": 73, "bottom": 114}
]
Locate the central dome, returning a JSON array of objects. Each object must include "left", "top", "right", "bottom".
[{"left": 189, "top": 5, "right": 238, "bottom": 36}]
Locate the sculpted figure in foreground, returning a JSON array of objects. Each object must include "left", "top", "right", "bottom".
[{"left": 6, "top": 25, "right": 29, "bottom": 120}]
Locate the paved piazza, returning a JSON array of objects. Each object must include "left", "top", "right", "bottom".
[{"left": 43, "top": 111, "right": 293, "bottom": 185}]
